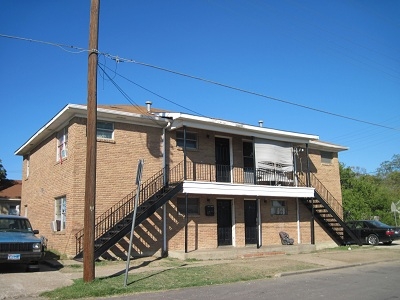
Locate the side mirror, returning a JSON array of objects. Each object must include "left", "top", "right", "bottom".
[{"left": 33, "top": 229, "right": 39, "bottom": 234}]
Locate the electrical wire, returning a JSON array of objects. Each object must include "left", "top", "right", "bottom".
[
  {"left": 2, "top": 33, "right": 399, "bottom": 132},
  {"left": 98, "top": 62, "right": 206, "bottom": 117},
  {"left": 97, "top": 63, "right": 166, "bottom": 127},
  {"left": 0, "top": 33, "right": 88, "bottom": 54}
]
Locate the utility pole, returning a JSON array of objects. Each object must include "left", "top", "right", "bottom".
[{"left": 83, "top": 0, "right": 100, "bottom": 283}]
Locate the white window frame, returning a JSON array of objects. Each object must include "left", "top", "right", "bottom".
[
  {"left": 56, "top": 128, "right": 68, "bottom": 163},
  {"left": 26, "top": 155, "right": 30, "bottom": 179},
  {"left": 97, "top": 121, "right": 114, "bottom": 140},
  {"left": 54, "top": 196, "right": 66, "bottom": 231},
  {"left": 271, "top": 200, "right": 287, "bottom": 215},
  {"left": 176, "top": 131, "right": 198, "bottom": 149},
  {"left": 177, "top": 198, "right": 200, "bottom": 216},
  {"left": 321, "top": 151, "right": 333, "bottom": 164}
]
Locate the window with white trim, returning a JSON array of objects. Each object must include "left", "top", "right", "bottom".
[
  {"left": 177, "top": 198, "right": 200, "bottom": 216},
  {"left": 271, "top": 200, "right": 287, "bottom": 215},
  {"left": 321, "top": 151, "right": 333, "bottom": 164},
  {"left": 97, "top": 121, "right": 114, "bottom": 140},
  {"left": 25, "top": 155, "right": 30, "bottom": 179},
  {"left": 54, "top": 196, "right": 66, "bottom": 231},
  {"left": 176, "top": 131, "right": 198, "bottom": 149},
  {"left": 56, "top": 128, "right": 68, "bottom": 163}
]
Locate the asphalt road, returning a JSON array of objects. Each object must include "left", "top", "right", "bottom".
[
  {"left": 0, "top": 244, "right": 399, "bottom": 300},
  {"left": 101, "top": 261, "right": 400, "bottom": 300}
]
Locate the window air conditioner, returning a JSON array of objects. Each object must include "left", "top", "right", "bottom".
[{"left": 50, "top": 221, "right": 57, "bottom": 232}]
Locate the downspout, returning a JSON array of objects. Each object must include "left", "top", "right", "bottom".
[
  {"left": 162, "top": 122, "right": 171, "bottom": 185},
  {"left": 257, "top": 198, "right": 261, "bottom": 248},
  {"left": 162, "top": 122, "right": 171, "bottom": 257},
  {"left": 294, "top": 148, "right": 301, "bottom": 244},
  {"left": 252, "top": 137, "right": 256, "bottom": 184},
  {"left": 306, "top": 143, "right": 315, "bottom": 245},
  {"left": 296, "top": 198, "right": 301, "bottom": 244},
  {"left": 183, "top": 126, "right": 188, "bottom": 253},
  {"left": 293, "top": 147, "right": 298, "bottom": 187}
]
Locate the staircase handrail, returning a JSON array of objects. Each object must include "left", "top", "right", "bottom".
[
  {"left": 75, "top": 162, "right": 185, "bottom": 252},
  {"left": 298, "top": 172, "right": 344, "bottom": 220}
]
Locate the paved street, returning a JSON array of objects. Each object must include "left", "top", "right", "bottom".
[
  {"left": 0, "top": 243, "right": 399, "bottom": 299},
  {"left": 106, "top": 261, "right": 399, "bottom": 300}
]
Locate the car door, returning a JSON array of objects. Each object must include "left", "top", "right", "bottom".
[{"left": 351, "top": 221, "right": 364, "bottom": 241}]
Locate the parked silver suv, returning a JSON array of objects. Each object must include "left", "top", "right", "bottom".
[{"left": 0, "top": 215, "right": 46, "bottom": 271}]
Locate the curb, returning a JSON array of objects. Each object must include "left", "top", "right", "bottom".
[{"left": 275, "top": 259, "right": 395, "bottom": 278}]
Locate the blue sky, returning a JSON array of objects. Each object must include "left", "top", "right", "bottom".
[{"left": 1, "top": 0, "right": 399, "bottom": 180}]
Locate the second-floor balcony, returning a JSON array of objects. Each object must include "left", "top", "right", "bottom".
[
  {"left": 168, "top": 161, "right": 314, "bottom": 198},
  {"left": 187, "top": 162, "right": 295, "bottom": 186},
  {"left": 170, "top": 161, "right": 306, "bottom": 186}
]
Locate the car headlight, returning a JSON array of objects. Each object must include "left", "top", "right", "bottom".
[{"left": 32, "top": 242, "right": 41, "bottom": 251}]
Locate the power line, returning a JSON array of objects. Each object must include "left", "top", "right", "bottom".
[
  {"left": 97, "top": 63, "right": 167, "bottom": 128},
  {"left": 2, "top": 33, "right": 399, "bottom": 132},
  {"left": 98, "top": 62, "right": 207, "bottom": 117},
  {"left": 0, "top": 33, "right": 88, "bottom": 54},
  {"left": 123, "top": 59, "right": 400, "bottom": 131}
]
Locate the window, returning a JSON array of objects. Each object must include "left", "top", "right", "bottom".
[
  {"left": 271, "top": 200, "right": 287, "bottom": 215},
  {"left": 26, "top": 155, "right": 30, "bottom": 178},
  {"left": 97, "top": 121, "right": 114, "bottom": 139},
  {"left": 321, "top": 151, "right": 333, "bottom": 164},
  {"left": 176, "top": 131, "right": 198, "bottom": 149},
  {"left": 56, "top": 128, "right": 68, "bottom": 163},
  {"left": 177, "top": 198, "right": 200, "bottom": 215},
  {"left": 54, "top": 196, "right": 66, "bottom": 231},
  {"left": 243, "top": 141, "right": 254, "bottom": 183},
  {"left": 243, "top": 141, "right": 254, "bottom": 169}
]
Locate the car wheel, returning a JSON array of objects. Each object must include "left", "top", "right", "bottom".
[{"left": 366, "top": 234, "right": 379, "bottom": 245}]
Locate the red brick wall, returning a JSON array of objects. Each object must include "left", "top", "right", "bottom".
[
  {"left": 21, "top": 121, "right": 342, "bottom": 257},
  {"left": 21, "top": 117, "right": 165, "bottom": 256}
]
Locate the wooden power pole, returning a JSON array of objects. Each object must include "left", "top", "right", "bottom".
[{"left": 83, "top": 0, "right": 100, "bottom": 282}]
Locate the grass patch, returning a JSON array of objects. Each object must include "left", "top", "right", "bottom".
[{"left": 41, "top": 260, "right": 317, "bottom": 299}]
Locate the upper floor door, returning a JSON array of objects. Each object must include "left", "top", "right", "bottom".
[{"left": 215, "top": 137, "right": 231, "bottom": 182}]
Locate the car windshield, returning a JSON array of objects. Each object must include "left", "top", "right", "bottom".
[{"left": 0, "top": 218, "right": 34, "bottom": 233}]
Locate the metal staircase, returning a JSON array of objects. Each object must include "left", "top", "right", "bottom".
[
  {"left": 300, "top": 173, "right": 362, "bottom": 246},
  {"left": 74, "top": 163, "right": 184, "bottom": 260}
]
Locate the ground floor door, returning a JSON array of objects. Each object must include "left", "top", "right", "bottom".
[
  {"left": 244, "top": 200, "right": 258, "bottom": 244},
  {"left": 217, "top": 200, "right": 232, "bottom": 246}
]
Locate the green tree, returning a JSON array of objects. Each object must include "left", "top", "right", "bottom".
[
  {"left": 0, "top": 159, "right": 7, "bottom": 181},
  {"left": 341, "top": 154, "right": 400, "bottom": 226},
  {"left": 377, "top": 154, "right": 400, "bottom": 177}
]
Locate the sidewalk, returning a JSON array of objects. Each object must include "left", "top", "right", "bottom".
[{"left": 48, "top": 243, "right": 400, "bottom": 280}]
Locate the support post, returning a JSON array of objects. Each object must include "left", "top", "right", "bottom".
[{"left": 306, "top": 143, "right": 315, "bottom": 244}]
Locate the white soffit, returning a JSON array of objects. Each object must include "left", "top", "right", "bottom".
[
  {"left": 182, "top": 181, "right": 315, "bottom": 198},
  {"left": 309, "top": 140, "right": 348, "bottom": 152},
  {"left": 162, "top": 112, "right": 319, "bottom": 144},
  {"left": 15, "top": 104, "right": 167, "bottom": 156}
]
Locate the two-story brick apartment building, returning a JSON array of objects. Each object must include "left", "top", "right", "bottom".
[{"left": 15, "top": 103, "right": 352, "bottom": 259}]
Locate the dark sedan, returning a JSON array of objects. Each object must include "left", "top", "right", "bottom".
[{"left": 345, "top": 220, "right": 397, "bottom": 245}]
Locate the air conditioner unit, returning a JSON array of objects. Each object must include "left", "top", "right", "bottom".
[{"left": 50, "top": 221, "right": 57, "bottom": 232}]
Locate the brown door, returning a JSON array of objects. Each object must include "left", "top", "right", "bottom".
[
  {"left": 215, "top": 137, "right": 231, "bottom": 182},
  {"left": 244, "top": 200, "right": 257, "bottom": 244},
  {"left": 217, "top": 200, "right": 232, "bottom": 245}
]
